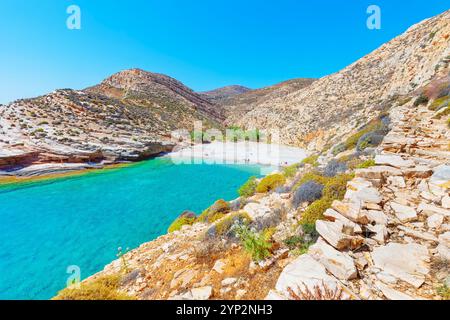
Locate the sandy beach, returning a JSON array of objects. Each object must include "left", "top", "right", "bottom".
[{"left": 167, "top": 141, "right": 308, "bottom": 168}]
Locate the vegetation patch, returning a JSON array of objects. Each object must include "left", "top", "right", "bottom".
[
  {"left": 256, "top": 174, "right": 286, "bottom": 193},
  {"left": 197, "top": 199, "right": 231, "bottom": 223},
  {"left": 429, "top": 95, "right": 449, "bottom": 111},
  {"left": 168, "top": 211, "right": 197, "bottom": 233},
  {"left": 238, "top": 176, "right": 258, "bottom": 198},
  {"left": 282, "top": 163, "right": 300, "bottom": 178},
  {"left": 54, "top": 274, "right": 135, "bottom": 300},
  {"left": 292, "top": 181, "right": 324, "bottom": 208},
  {"left": 235, "top": 225, "right": 273, "bottom": 262},
  {"left": 301, "top": 155, "right": 319, "bottom": 167},
  {"left": 209, "top": 211, "right": 252, "bottom": 239},
  {"left": 356, "top": 159, "right": 376, "bottom": 169}
]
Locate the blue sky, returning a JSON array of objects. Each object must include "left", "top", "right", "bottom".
[{"left": 0, "top": 0, "right": 448, "bottom": 104}]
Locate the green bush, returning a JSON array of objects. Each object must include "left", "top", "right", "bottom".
[
  {"left": 213, "top": 211, "right": 252, "bottom": 238},
  {"left": 282, "top": 163, "right": 300, "bottom": 178},
  {"left": 414, "top": 94, "right": 429, "bottom": 107},
  {"left": 238, "top": 176, "right": 258, "bottom": 198},
  {"left": 301, "top": 155, "right": 319, "bottom": 167},
  {"left": 235, "top": 225, "right": 272, "bottom": 262},
  {"left": 168, "top": 211, "right": 197, "bottom": 233},
  {"left": 437, "top": 283, "right": 450, "bottom": 300},
  {"left": 322, "top": 173, "right": 354, "bottom": 200},
  {"left": 299, "top": 197, "right": 333, "bottom": 225},
  {"left": 428, "top": 95, "right": 449, "bottom": 111},
  {"left": 256, "top": 174, "right": 286, "bottom": 193},
  {"left": 356, "top": 159, "right": 376, "bottom": 169},
  {"left": 294, "top": 171, "right": 330, "bottom": 190},
  {"left": 54, "top": 274, "right": 135, "bottom": 300},
  {"left": 197, "top": 199, "right": 231, "bottom": 223},
  {"left": 298, "top": 173, "right": 353, "bottom": 225}
]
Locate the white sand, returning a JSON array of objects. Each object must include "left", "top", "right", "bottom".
[{"left": 167, "top": 142, "right": 308, "bottom": 170}]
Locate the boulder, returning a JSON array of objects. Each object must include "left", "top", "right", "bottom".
[
  {"left": 345, "top": 186, "right": 382, "bottom": 205},
  {"left": 375, "top": 282, "right": 414, "bottom": 300},
  {"left": 402, "top": 166, "right": 434, "bottom": 179},
  {"left": 366, "top": 210, "right": 388, "bottom": 225},
  {"left": 417, "top": 203, "right": 450, "bottom": 217},
  {"left": 274, "top": 254, "right": 343, "bottom": 298},
  {"left": 372, "top": 243, "right": 430, "bottom": 288},
  {"left": 309, "top": 239, "right": 357, "bottom": 280},
  {"left": 390, "top": 202, "right": 417, "bottom": 222},
  {"left": 427, "top": 214, "right": 444, "bottom": 229},
  {"left": 191, "top": 286, "right": 213, "bottom": 300},
  {"left": 243, "top": 202, "right": 282, "bottom": 230},
  {"left": 397, "top": 225, "right": 439, "bottom": 243},
  {"left": 355, "top": 166, "right": 402, "bottom": 180},
  {"left": 332, "top": 200, "right": 369, "bottom": 225},
  {"left": 323, "top": 208, "right": 362, "bottom": 234},
  {"left": 375, "top": 155, "right": 414, "bottom": 168},
  {"left": 442, "top": 195, "right": 450, "bottom": 209},
  {"left": 316, "top": 220, "right": 351, "bottom": 250},
  {"left": 429, "top": 165, "right": 450, "bottom": 188}
]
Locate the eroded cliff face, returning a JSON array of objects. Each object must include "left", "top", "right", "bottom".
[{"left": 231, "top": 10, "right": 450, "bottom": 151}]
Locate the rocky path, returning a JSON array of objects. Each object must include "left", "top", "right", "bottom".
[{"left": 269, "top": 103, "right": 449, "bottom": 300}]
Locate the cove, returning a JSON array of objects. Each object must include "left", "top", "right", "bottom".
[{"left": 0, "top": 157, "right": 268, "bottom": 300}]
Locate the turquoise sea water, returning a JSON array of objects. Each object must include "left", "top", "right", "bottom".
[{"left": 0, "top": 157, "right": 267, "bottom": 300}]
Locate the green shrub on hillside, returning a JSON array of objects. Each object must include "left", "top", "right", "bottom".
[
  {"left": 283, "top": 163, "right": 300, "bottom": 178},
  {"left": 168, "top": 211, "right": 197, "bottom": 233},
  {"left": 256, "top": 174, "right": 286, "bottom": 193},
  {"left": 198, "top": 199, "right": 231, "bottom": 223},
  {"left": 213, "top": 211, "right": 252, "bottom": 238},
  {"left": 298, "top": 173, "right": 353, "bottom": 225},
  {"left": 235, "top": 225, "right": 272, "bottom": 262},
  {"left": 356, "top": 159, "right": 376, "bottom": 169},
  {"left": 238, "top": 176, "right": 258, "bottom": 198},
  {"left": 54, "top": 274, "right": 135, "bottom": 300},
  {"left": 428, "top": 95, "right": 449, "bottom": 111},
  {"left": 414, "top": 94, "right": 429, "bottom": 107},
  {"left": 301, "top": 155, "right": 319, "bottom": 167}
]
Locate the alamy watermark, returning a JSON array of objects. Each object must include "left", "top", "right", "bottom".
[
  {"left": 367, "top": 5, "right": 381, "bottom": 30},
  {"left": 66, "top": 5, "right": 81, "bottom": 30}
]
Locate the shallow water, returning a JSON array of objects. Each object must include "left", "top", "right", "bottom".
[{"left": 0, "top": 157, "right": 267, "bottom": 300}]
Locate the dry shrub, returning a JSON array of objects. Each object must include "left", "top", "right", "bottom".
[{"left": 287, "top": 282, "right": 346, "bottom": 300}]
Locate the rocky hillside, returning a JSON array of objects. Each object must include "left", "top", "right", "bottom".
[
  {"left": 218, "top": 78, "right": 316, "bottom": 122},
  {"left": 199, "top": 85, "right": 251, "bottom": 104},
  {"left": 232, "top": 10, "right": 450, "bottom": 151},
  {"left": 0, "top": 69, "right": 224, "bottom": 175}
]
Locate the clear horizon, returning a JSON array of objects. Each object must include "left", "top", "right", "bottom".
[{"left": 0, "top": 0, "right": 449, "bottom": 104}]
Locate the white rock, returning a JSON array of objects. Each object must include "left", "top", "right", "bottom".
[
  {"left": 191, "top": 286, "right": 213, "bottom": 300},
  {"left": 437, "top": 244, "right": 450, "bottom": 261},
  {"left": 429, "top": 165, "right": 450, "bottom": 187},
  {"left": 366, "top": 210, "right": 388, "bottom": 225},
  {"left": 387, "top": 176, "right": 406, "bottom": 188},
  {"left": 367, "top": 224, "right": 388, "bottom": 244},
  {"left": 332, "top": 200, "right": 369, "bottom": 224},
  {"left": 439, "top": 232, "right": 450, "bottom": 247},
  {"left": 397, "top": 225, "right": 439, "bottom": 243},
  {"left": 417, "top": 203, "right": 450, "bottom": 217},
  {"left": 345, "top": 186, "right": 382, "bottom": 204},
  {"left": 323, "top": 208, "right": 362, "bottom": 234},
  {"left": 309, "top": 239, "right": 358, "bottom": 280},
  {"left": 375, "top": 282, "right": 414, "bottom": 300},
  {"left": 213, "top": 260, "right": 226, "bottom": 274},
  {"left": 427, "top": 214, "right": 444, "bottom": 229},
  {"left": 372, "top": 243, "right": 430, "bottom": 288},
  {"left": 265, "top": 290, "right": 287, "bottom": 300},
  {"left": 390, "top": 202, "right": 417, "bottom": 222},
  {"left": 316, "top": 220, "right": 351, "bottom": 250},
  {"left": 274, "top": 254, "right": 342, "bottom": 298},
  {"left": 221, "top": 278, "right": 237, "bottom": 286},
  {"left": 375, "top": 155, "right": 414, "bottom": 168},
  {"left": 442, "top": 195, "right": 450, "bottom": 209},
  {"left": 355, "top": 166, "right": 402, "bottom": 180}
]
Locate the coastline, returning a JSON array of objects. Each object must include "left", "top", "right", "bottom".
[{"left": 0, "top": 142, "right": 308, "bottom": 186}]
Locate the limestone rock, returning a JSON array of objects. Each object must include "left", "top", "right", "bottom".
[
  {"left": 427, "top": 214, "right": 444, "bottom": 229},
  {"left": 372, "top": 243, "right": 430, "bottom": 288},
  {"left": 274, "top": 254, "right": 341, "bottom": 298},
  {"left": 332, "top": 200, "right": 369, "bottom": 225},
  {"left": 191, "top": 286, "right": 213, "bottom": 300},
  {"left": 309, "top": 239, "right": 358, "bottom": 280},
  {"left": 417, "top": 203, "right": 450, "bottom": 217},
  {"left": 375, "top": 282, "right": 414, "bottom": 300},
  {"left": 316, "top": 220, "right": 351, "bottom": 250},
  {"left": 375, "top": 155, "right": 414, "bottom": 168},
  {"left": 323, "top": 208, "right": 362, "bottom": 234},
  {"left": 390, "top": 202, "right": 417, "bottom": 223}
]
